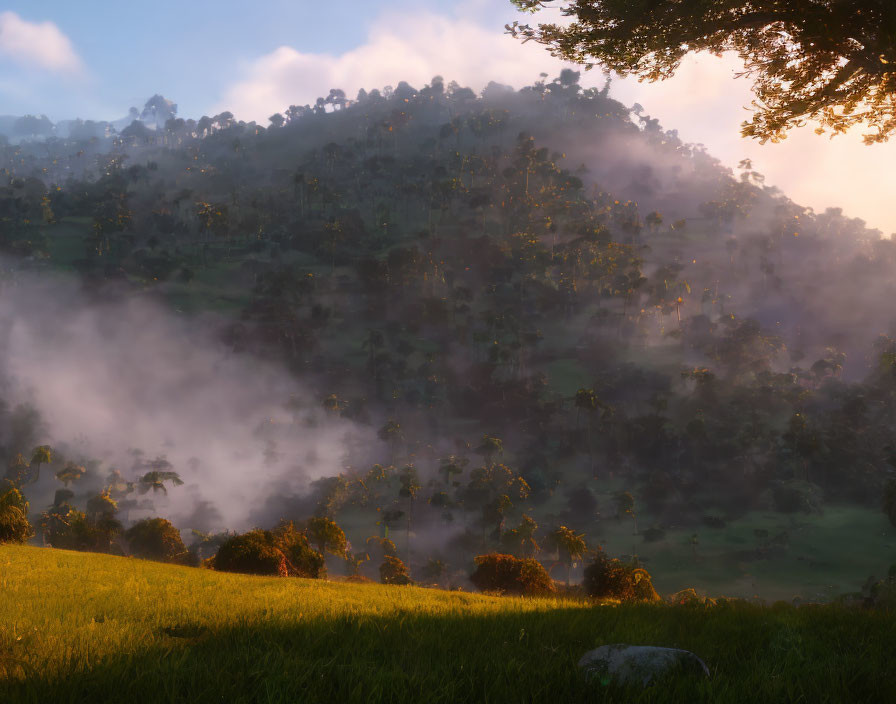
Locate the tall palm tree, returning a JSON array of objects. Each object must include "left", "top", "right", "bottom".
[
  {"left": 883, "top": 480, "right": 896, "bottom": 528},
  {"left": 28, "top": 446, "right": 52, "bottom": 484},
  {"left": 547, "top": 526, "right": 587, "bottom": 586},
  {"left": 615, "top": 491, "right": 638, "bottom": 534},
  {"left": 55, "top": 462, "right": 85, "bottom": 488},
  {"left": 398, "top": 464, "right": 421, "bottom": 559},
  {"left": 137, "top": 465, "right": 184, "bottom": 495}
]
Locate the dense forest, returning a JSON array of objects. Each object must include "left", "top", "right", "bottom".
[{"left": 2, "top": 71, "right": 895, "bottom": 599}]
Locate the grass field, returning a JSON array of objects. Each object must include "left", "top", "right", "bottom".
[{"left": 2, "top": 545, "right": 895, "bottom": 703}]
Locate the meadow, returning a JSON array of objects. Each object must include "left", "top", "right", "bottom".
[{"left": 2, "top": 545, "right": 894, "bottom": 703}]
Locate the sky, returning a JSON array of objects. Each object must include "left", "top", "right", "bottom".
[{"left": 1, "top": 0, "right": 894, "bottom": 235}]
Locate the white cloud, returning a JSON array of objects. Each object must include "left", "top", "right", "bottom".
[
  {"left": 217, "top": 10, "right": 570, "bottom": 122},
  {"left": 219, "top": 8, "right": 894, "bottom": 236},
  {"left": 0, "top": 11, "right": 84, "bottom": 74}
]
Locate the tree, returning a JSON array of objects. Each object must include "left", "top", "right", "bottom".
[
  {"left": 213, "top": 524, "right": 324, "bottom": 578},
  {"left": 306, "top": 516, "right": 348, "bottom": 557},
  {"left": 380, "top": 555, "right": 411, "bottom": 585},
  {"left": 86, "top": 490, "right": 118, "bottom": 521},
  {"left": 500, "top": 514, "right": 540, "bottom": 557},
  {"left": 420, "top": 558, "right": 447, "bottom": 585},
  {"left": 508, "top": 0, "right": 896, "bottom": 143},
  {"left": 476, "top": 434, "right": 504, "bottom": 466},
  {"left": 365, "top": 535, "right": 398, "bottom": 565},
  {"left": 137, "top": 464, "right": 184, "bottom": 495},
  {"left": 545, "top": 526, "right": 587, "bottom": 585},
  {"left": 470, "top": 553, "right": 554, "bottom": 595},
  {"left": 213, "top": 529, "right": 289, "bottom": 576},
  {"left": 615, "top": 491, "right": 638, "bottom": 534},
  {"left": 55, "top": 462, "right": 85, "bottom": 487},
  {"left": 29, "top": 446, "right": 52, "bottom": 484},
  {"left": 438, "top": 456, "right": 468, "bottom": 487},
  {"left": 583, "top": 549, "right": 660, "bottom": 602},
  {"left": 140, "top": 94, "right": 177, "bottom": 125},
  {"left": 345, "top": 551, "right": 369, "bottom": 579},
  {"left": 85, "top": 490, "right": 121, "bottom": 551},
  {"left": 378, "top": 419, "right": 402, "bottom": 462},
  {"left": 125, "top": 518, "right": 189, "bottom": 563},
  {"left": 395, "top": 463, "right": 422, "bottom": 557},
  {"left": 574, "top": 388, "right": 604, "bottom": 476},
  {"left": 0, "top": 484, "right": 33, "bottom": 544},
  {"left": 782, "top": 413, "right": 821, "bottom": 482},
  {"left": 884, "top": 480, "right": 896, "bottom": 528},
  {"left": 4, "top": 454, "right": 30, "bottom": 488}
]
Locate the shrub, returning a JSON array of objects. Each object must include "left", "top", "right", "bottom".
[
  {"left": 125, "top": 518, "right": 188, "bottom": 564},
  {"left": 213, "top": 529, "right": 290, "bottom": 576},
  {"left": 469, "top": 553, "right": 554, "bottom": 595},
  {"left": 380, "top": 555, "right": 411, "bottom": 585},
  {"left": 667, "top": 588, "right": 716, "bottom": 606},
  {"left": 212, "top": 523, "right": 325, "bottom": 578},
  {"left": 583, "top": 551, "right": 660, "bottom": 602},
  {"left": 0, "top": 484, "right": 33, "bottom": 544}
]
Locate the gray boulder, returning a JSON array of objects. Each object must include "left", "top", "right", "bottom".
[{"left": 578, "top": 644, "right": 710, "bottom": 687}]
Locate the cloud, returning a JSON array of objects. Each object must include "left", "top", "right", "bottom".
[
  {"left": 0, "top": 11, "right": 84, "bottom": 74},
  {"left": 217, "top": 10, "right": 572, "bottom": 122}
]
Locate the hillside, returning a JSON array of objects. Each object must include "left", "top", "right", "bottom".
[
  {"left": 1, "top": 545, "right": 895, "bottom": 703},
  {"left": 1, "top": 72, "right": 895, "bottom": 602}
]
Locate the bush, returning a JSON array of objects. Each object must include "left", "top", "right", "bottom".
[
  {"left": 212, "top": 523, "right": 325, "bottom": 578},
  {"left": 125, "top": 518, "right": 188, "bottom": 564},
  {"left": 380, "top": 555, "right": 412, "bottom": 585},
  {"left": 469, "top": 553, "right": 554, "bottom": 595},
  {"left": 583, "top": 551, "right": 660, "bottom": 602},
  {"left": 213, "top": 529, "right": 290, "bottom": 576},
  {"left": 0, "top": 484, "right": 33, "bottom": 544},
  {"left": 666, "top": 588, "right": 716, "bottom": 606}
]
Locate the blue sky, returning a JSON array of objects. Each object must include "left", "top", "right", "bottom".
[
  {"left": 0, "top": 0, "right": 514, "bottom": 120},
  {"left": 1, "top": 1, "right": 894, "bottom": 235}
]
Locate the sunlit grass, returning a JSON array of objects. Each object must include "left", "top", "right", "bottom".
[{"left": 2, "top": 545, "right": 895, "bottom": 703}]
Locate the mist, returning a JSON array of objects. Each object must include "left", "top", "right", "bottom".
[{"left": 0, "top": 268, "right": 376, "bottom": 532}]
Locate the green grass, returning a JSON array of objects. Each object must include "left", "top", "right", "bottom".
[
  {"left": 2, "top": 546, "right": 895, "bottom": 703},
  {"left": 562, "top": 501, "right": 895, "bottom": 603}
]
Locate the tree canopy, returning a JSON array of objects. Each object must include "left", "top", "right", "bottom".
[{"left": 509, "top": 0, "right": 896, "bottom": 143}]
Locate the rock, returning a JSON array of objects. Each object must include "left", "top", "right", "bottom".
[{"left": 578, "top": 644, "right": 710, "bottom": 687}]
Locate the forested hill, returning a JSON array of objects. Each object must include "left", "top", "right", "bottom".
[{"left": 2, "top": 72, "right": 895, "bottom": 588}]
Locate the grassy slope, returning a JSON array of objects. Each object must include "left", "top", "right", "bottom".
[{"left": 2, "top": 546, "right": 894, "bottom": 704}]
